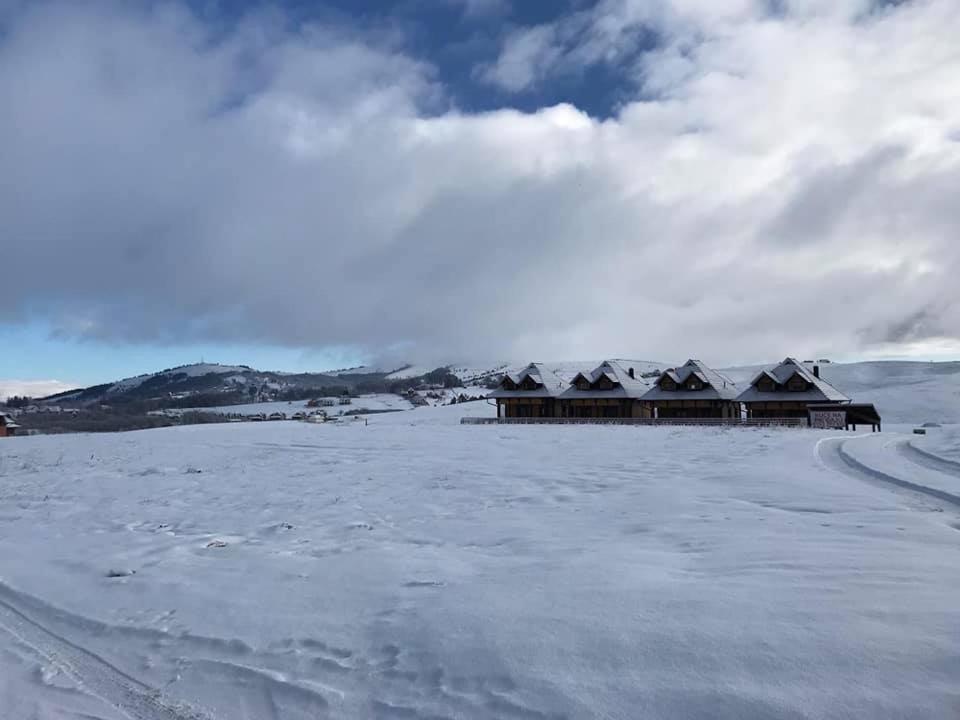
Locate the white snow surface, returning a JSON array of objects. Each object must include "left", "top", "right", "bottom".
[
  {"left": 385, "top": 365, "right": 434, "bottom": 380},
  {"left": 1, "top": 406, "right": 959, "bottom": 718},
  {"left": 188, "top": 394, "right": 415, "bottom": 417}
]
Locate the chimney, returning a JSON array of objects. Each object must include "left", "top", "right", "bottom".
[
  {"left": 628, "top": 367, "right": 635, "bottom": 379},
  {"left": 813, "top": 365, "right": 820, "bottom": 379}
]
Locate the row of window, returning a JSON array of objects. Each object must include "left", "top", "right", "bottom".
[{"left": 505, "top": 373, "right": 811, "bottom": 394}]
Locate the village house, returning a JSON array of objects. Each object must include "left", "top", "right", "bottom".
[
  {"left": 736, "top": 358, "right": 849, "bottom": 419},
  {"left": 488, "top": 363, "right": 567, "bottom": 418},
  {"left": 0, "top": 411, "right": 21, "bottom": 438},
  {"left": 640, "top": 359, "right": 741, "bottom": 419},
  {"left": 558, "top": 361, "right": 653, "bottom": 419}
]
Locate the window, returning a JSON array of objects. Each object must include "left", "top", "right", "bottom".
[
  {"left": 597, "top": 376, "right": 614, "bottom": 390},
  {"left": 520, "top": 376, "right": 540, "bottom": 391},
  {"left": 501, "top": 378, "right": 517, "bottom": 391},
  {"left": 660, "top": 377, "right": 676, "bottom": 391},
  {"left": 576, "top": 377, "right": 591, "bottom": 391},
  {"left": 757, "top": 377, "right": 776, "bottom": 393},
  {"left": 687, "top": 379, "right": 702, "bottom": 391},
  {"left": 787, "top": 375, "right": 807, "bottom": 392}
]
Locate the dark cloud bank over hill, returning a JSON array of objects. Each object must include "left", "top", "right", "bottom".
[{"left": 2, "top": 0, "right": 960, "bottom": 367}]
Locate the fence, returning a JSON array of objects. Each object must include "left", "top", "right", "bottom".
[{"left": 460, "top": 417, "right": 807, "bottom": 428}]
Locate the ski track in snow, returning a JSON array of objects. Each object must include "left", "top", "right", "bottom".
[
  {"left": 0, "top": 583, "right": 212, "bottom": 720},
  {"left": 0, "top": 579, "right": 561, "bottom": 720}
]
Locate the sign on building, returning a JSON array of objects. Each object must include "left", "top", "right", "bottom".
[{"left": 810, "top": 410, "right": 846, "bottom": 429}]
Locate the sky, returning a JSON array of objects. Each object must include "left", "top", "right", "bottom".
[{"left": 2, "top": 0, "right": 960, "bottom": 393}]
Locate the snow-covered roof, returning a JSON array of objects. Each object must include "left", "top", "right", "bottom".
[
  {"left": 558, "top": 360, "right": 652, "bottom": 400},
  {"left": 487, "top": 363, "right": 568, "bottom": 399},
  {"left": 737, "top": 358, "right": 849, "bottom": 403},
  {"left": 641, "top": 359, "right": 741, "bottom": 401},
  {"left": 0, "top": 411, "right": 20, "bottom": 428}
]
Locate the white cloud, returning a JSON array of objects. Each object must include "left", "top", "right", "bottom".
[
  {"left": 475, "top": 24, "right": 562, "bottom": 92},
  {"left": 1, "top": 0, "right": 959, "bottom": 367},
  {"left": 0, "top": 380, "right": 77, "bottom": 401}
]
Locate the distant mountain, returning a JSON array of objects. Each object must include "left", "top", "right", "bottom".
[
  {"left": 36, "top": 362, "right": 469, "bottom": 409},
  {"left": 40, "top": 363, "right": 369, "bottom": 408}
]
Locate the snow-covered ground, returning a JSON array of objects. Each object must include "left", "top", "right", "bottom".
[
  {"left": 1, "top": 406, "right": 959, "bottom": 719},
  {"left": 186, "top": 394, "right": 416, "bottom": 417}
]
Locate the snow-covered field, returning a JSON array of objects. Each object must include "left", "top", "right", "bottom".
[
  {"left": 1, "top": 405, "right": 959, "bottom": 719},
  {"left": 187, "top": 394, "right": 416, "bottom": 417}
]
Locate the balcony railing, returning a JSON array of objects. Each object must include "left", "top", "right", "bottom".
[{"left": 460, "top": 417, "right": 807, "bottom": 427}]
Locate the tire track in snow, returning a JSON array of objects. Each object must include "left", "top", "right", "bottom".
[
  {"left": 0, "top": 582, "right": 213, "bottom": 720},
  {"left": 816, "top": 437, "right": 960, "bottom": 508},
  {"left": 896, "top": 439, "right": 960, "bottom": 479}
]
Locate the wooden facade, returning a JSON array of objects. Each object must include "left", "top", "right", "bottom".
[
  {"left": 498, "top": 397, "right": 558, "bottom": 418},
  {"left": 743, "top": 401, "right": 811, "bottom": 419},
  {"left": 646, "top": 399, "right": 741, "bottom": 419},
  {"left": 0, "top": 414, "right": 18, "bottom": 438},
  {"left": 560, "top": 398, "right": 652, "bottom": 419}
]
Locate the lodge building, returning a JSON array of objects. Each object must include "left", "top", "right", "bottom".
[
  {"left": 737, "top": 357, "right": 849, "bottom": 419},
  {"left": 641, "top": 360, "right": 741, "bottom": 419},
  {"left": 488, "top": 357, "right": 879, "bottom": 429}
]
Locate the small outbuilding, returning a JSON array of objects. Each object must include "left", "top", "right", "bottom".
[
  {"left": 808, "top": 403, "right": 882, "bottom": 432},
  {"left": 0, "top": 411, "right": 21, "bottom": 438}
]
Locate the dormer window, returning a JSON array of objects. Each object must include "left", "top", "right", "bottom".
[
  {"left": 520, "top": 376, "right": 540, "bottom": 391},
  {"left": 687, "top": 378, "right": 703, "bottom": 391},
  {"left": 501, "top": 377, "right": 517, "bottom": 391},
  {"left": 660, "top": 376, "right": 677, "bottom": 391},
  {"left": 787, "top": 374, "right": 808, "bottom": 392},
  {"left": 597, "top": 376, "right": 614, "bottom": 390},
  {"left": 575, "top": 376, "right": 591, "bottom": 391},
  {"left": 757, "top": 376, "right": 776, "bottom": 393}
]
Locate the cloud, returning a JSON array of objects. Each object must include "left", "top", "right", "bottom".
[
  {"left": 1, "top": 0, "right": 959, "bottom": 367},
  {"left": 0, "top": 380, "right": 76, "bottom": 401}
]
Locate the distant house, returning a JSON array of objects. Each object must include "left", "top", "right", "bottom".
[
  {"left": 737, "top": 358, "right": 849, "bottom": 419},
  {"left": 558, "top": 361, "right": 653, "bottom": 419},
  {"left": 488, "top": 363, "right": 567, "bottom": 418},
  {"left": 0, "top": 411, "right": 20, "bottom": 438},
  {"left": 640, "top": 359, "right": 741, "bottom": 419}
]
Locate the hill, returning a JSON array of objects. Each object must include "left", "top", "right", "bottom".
[{"left": 17, "top": 358, "right": 960, "bottom": 425}]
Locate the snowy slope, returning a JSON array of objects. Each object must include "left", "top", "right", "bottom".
[
  {"left": 1, "top": 411, "right": 959, "bottom": 718},
  {"left": 109, "top": 363, "right": 251, "bottom": 392}
]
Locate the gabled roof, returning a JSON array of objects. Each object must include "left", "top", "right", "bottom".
[
  {"left": 737, "top": 358, "right": 849, "bottom": 403},
  {"left": 0, "top": 411, "right": 20, "bottom": 428},
  {"left": 641, "top": 359, "right": 740, "bottom": 401},
  {"left": 487, "top": 363, "right": 568, "bottom": 399},
  {"left": 558, "top": 360, "right": 652, "bottom": 400}
]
